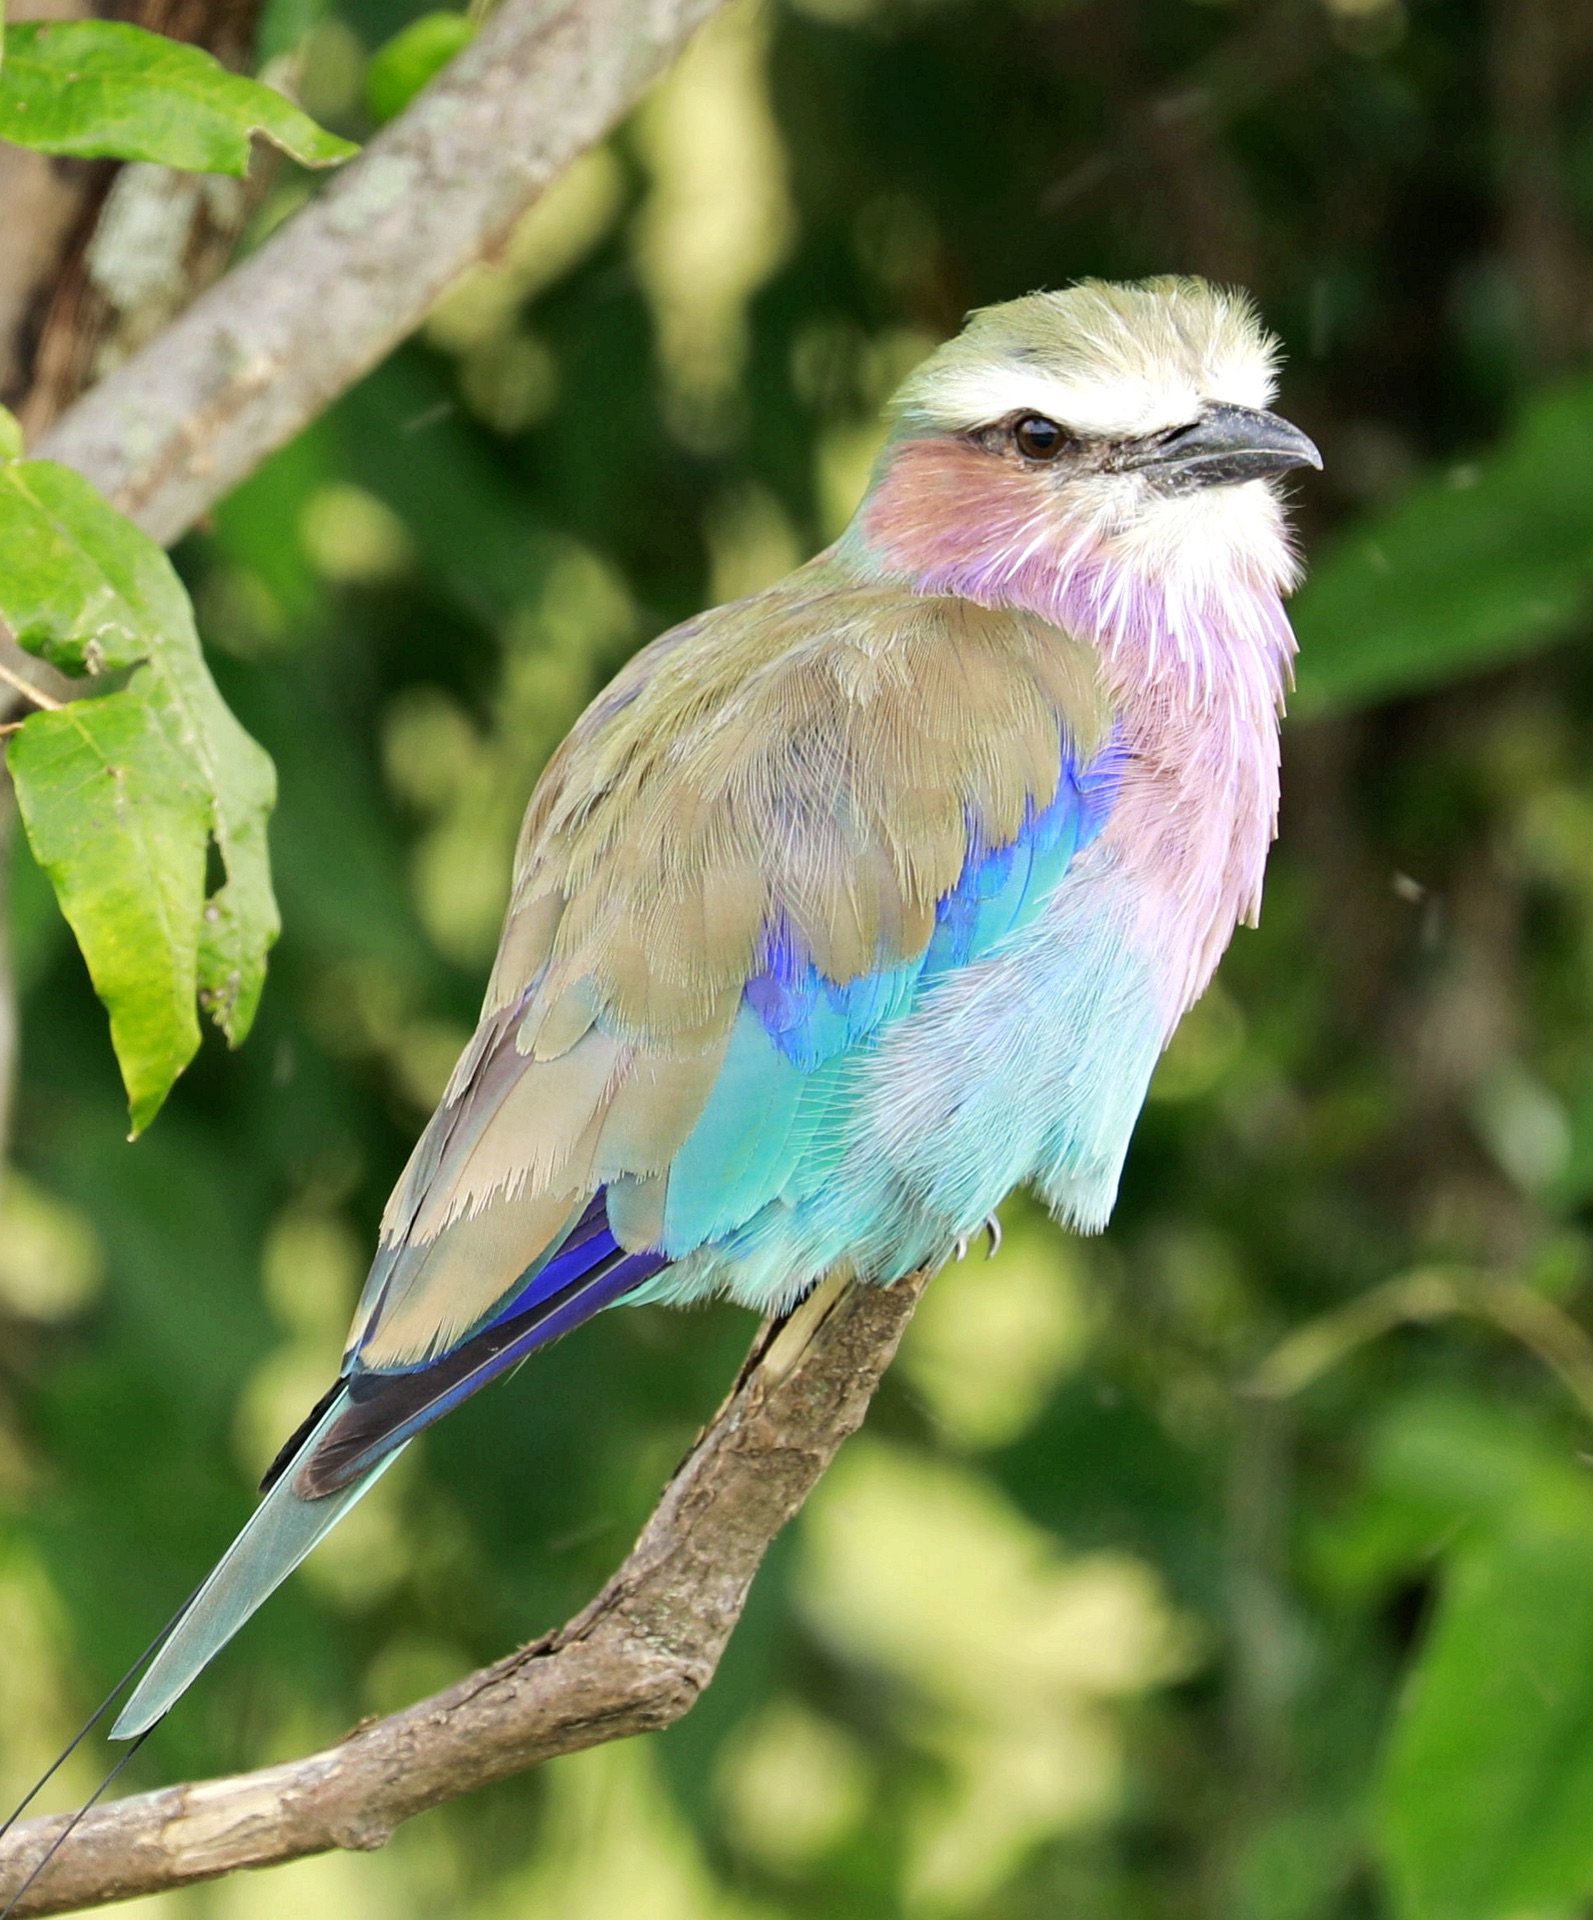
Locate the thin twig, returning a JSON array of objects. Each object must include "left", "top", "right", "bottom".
[
  {"left": 0, "top": 660, "right": 63, "bottom": 713},
  {"left": 1248, "top": 1265, "right": 1593, "bottom": 1419}
]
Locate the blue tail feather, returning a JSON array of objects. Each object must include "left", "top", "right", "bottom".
[
  {"left": 110, "top": 1392, "right": 402, "bottom": 1739},
  {"left": 111, "top": 1193, "right": 667, "bottom": 1740}
]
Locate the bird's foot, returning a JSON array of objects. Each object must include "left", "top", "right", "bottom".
[{"left": 951, "top": 1214, "right": 1003, "bottom": 1263}]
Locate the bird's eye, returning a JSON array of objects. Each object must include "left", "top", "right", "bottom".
[{"left": 1012, "top": 414, "right": 1068, "bottom": 461}]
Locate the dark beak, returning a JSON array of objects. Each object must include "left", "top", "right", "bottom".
[{"left": 1123, "top": 402, "right": 1323, "bottom": 490}]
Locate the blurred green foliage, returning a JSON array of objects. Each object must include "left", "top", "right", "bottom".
[
  {"left": 10, "top": 0, "right": 1593, "bottom": 1916},
  {"left": 363, "top": 9, "right": 474, "bottom": 124}
]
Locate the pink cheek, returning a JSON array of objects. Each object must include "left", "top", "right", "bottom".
[{"left": 862, "top": 441, "right": 1057, "bottom": 578}]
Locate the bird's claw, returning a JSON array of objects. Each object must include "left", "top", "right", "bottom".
[{"left": 951, "top": 1214, "right": 1003, "bottom": 1264}]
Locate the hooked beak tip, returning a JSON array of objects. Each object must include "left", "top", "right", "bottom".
[{"left": 1129, "top": 403, "right": 1323, "bottom": 488}]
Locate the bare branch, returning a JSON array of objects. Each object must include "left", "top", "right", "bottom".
[
  {"left": 1249, "top": 1263, "right": 1593, "bottom": 1417},
  {"left": 0, "top": 1268, "right": 930, "bottom": 1916},
  {"left": 36, "top": 0, "right": 734, "bottom": 548}
]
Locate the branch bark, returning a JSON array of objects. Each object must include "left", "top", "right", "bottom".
[
  {"left": 0, "top": 1268, "right": 930, "bottom": 1916},
  {"left": 35, "top": 0, "right": 733, "bottom": 547},
  {"left": 0, "top": 0, "right": 111, "bottom": 420}
]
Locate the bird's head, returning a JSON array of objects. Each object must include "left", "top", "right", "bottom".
[{"left": 846, "top": 278, "right": 1320, "bottom": 641}]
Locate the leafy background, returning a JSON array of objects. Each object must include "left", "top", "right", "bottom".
[{"left": 8, "top": 0, "right": 1593, "bottom": 1915}]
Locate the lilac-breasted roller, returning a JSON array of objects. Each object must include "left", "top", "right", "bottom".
[{"left": 113, "top": 276, "right": 1319, "bottom": 1735}]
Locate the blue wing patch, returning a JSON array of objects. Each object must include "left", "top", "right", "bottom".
[
  {"left": 743, "top": 737, "right": 1124, "bottom": 1070},
  {"left": 660, "top": 736, "right": 1126, "bottom": 1253}
]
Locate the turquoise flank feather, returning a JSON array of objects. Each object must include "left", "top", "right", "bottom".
[
  {"left": 637, "top": 904, "right": 1162, "bottom": 1315},
  {"left": 662, "top": 1011, "right": 808, "bottom": 1248},
  {"left": 646, "top": 736, "right": 1133, "bottom": 1287}
]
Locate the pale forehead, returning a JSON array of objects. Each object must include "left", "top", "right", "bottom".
[{"left": 897, "top": 278, "right": 1281, "bottom": 439}]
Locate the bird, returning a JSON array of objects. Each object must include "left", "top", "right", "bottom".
[{"left": 111, "top": 275, "right": 1319, "bottom": 1738}]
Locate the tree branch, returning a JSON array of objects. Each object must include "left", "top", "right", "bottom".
[
  {"left": 0, "top": 661, "right": 65, "bottom": 713},
  {"left": 0, "top": 1268, "right": 930, "bottom": 1916},
  {"left": 35, "top": 0, "right": 733, "bottom": 547}
]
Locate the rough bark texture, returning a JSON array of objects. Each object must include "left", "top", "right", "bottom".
[
  {"left": 0, "top": 0, "right": 107, "bottom": 415},
  {"left": 0, "top": 1269, "right": 930, "bottom": 1916},
  {"left": 36, "top": 0, "right": 733, "bottom": 547},
  {"left": 0, "top": 155, "right": 106, "bottom": 411}
]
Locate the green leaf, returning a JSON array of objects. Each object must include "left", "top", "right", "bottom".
[
  {"left": 0, "top": 459, "right": 279, "bottom": 1132},
  {"left": 0, "top": 405, "right": 23, "bottom": 464},
  {"left": 9, "top": 698, "right": 208, "bottom": 1135},
  {"left": 0, "top": 21, "right": 357, "bottom": 174},
  {"left": 1292, "top": 379, "right": 1593, "bottom": 717},
  {"left": 0, "top": 458, "right": 187, "bottom": 679},
  {"left": 1380, "top": 1515, "right": 1593, "bottom": 1920},
  {"left": 1372, "top": 1398, "right": 1593, "bottom": 1920},
  {"left": 365, "top": 11, "right": 475, "bottom": 126}
]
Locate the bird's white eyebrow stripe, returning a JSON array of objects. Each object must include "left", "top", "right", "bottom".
[{"left": 932, "top": 367, "right": 1207, "bottom": 440}]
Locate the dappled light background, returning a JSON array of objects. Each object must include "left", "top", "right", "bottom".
[{"left": 9, "top": 0, "right": 1593, "bottom": 1915}]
